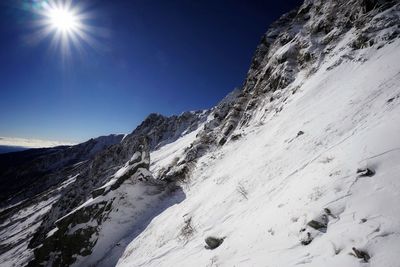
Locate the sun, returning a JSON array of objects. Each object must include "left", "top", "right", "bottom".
[
  {"left": 29, "top": 0, "right": 102, "bottom": 58},
  {"left": 47, "top": 6, "right": 78, "bottom": 32}
]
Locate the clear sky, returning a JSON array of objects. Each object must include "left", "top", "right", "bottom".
[{"left": 0, "top": 0, "right": 302, "bottom": 143}]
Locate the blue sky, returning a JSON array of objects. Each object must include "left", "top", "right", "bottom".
[{"left": 0, "top": 0, "right": 302, "bottom": 143}]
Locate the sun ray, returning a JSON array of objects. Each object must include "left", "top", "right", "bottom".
[{"left": 28, "top": 0, "right": 101, "bottom": 59}]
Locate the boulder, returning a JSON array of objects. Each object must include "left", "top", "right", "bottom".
[{"left": 205, "top": 237, "right": 224, "bottom": 250}]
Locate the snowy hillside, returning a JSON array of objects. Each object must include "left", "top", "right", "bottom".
[
  {"left": 117, "top": 1, "right": 400, "bottom": 266},
  {"left": 119, "top": 32, "right": 400, "bottom": 267},
  {"left": 1, "top": 0, "right": 400, "bottom": 266}
]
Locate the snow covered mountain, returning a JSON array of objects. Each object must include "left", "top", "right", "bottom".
[
  {"left": 0, "top": 134, "right": 125, "bottom": 205},
  {"left": 1, "top": 0, "right": 400, "bottom": 266}
]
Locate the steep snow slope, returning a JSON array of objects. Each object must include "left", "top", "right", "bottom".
[{"left": 117, "top": 28, "right": 400, "bottom": 267}]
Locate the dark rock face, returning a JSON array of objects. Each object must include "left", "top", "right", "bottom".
[
  {"left": 131, "top": 111, "right": 209, "bottom": 150},
  {"left": 244, "top": 0, "right": 400, "bottom": 104},
  {"left": 28, "top": 201, "right": 112, "bottom": 267},
  {"left": 352, "top": 247, "right": 371, "bottom": 262},
  {"left": 307, "top": 217, "right": 328, "bottom": 231},
  {"left": 362, "top": 0, "right": 397, "bottom": 13}
]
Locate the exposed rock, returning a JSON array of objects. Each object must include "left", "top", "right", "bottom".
[
  {"left": 27, "top": 137, "right": 174, "bottom": 266},
  {"left": 357, "top": 167, "right": 375, "bottom": 177},
  {"left": 205, "top": 237, "right": 224, "bottom": 250},
  {"left": 351, "top": 247, "right": 371, "bottom": 262},
  {"left": 307, "top": 216, "right": 328, "bottom": 232},
  {"left": 300, "top": 232, "right": 313, "bottom": 246},
  {"left": 387, "top": 97, "right": 395, "bottom": 103},
  {"left": 28, "top": 110, "right": 207, "bottom": 249}
]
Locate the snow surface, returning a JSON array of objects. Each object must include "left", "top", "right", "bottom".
[{"left": 117, "top": 39, "right": 400, "bottom": 266}]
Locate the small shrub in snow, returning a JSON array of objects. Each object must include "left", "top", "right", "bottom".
[
  {"left": 179, "top": 217, "right": 195, "bottom": 242},
  {"left": 236, "top": 183, "right": 249, "bottom": 200},
  {"left": 324, "top": 208, "right": 337, "bottom": 218},
  {"left": 296, "top": 130, "right": 304, "bottom": 137},
  {"left": 320, "top": 156, "right": 334, "bottom": 164},
  {"left": 230, "top": 133, "right": 242, "bottom": 141},
  {"left": 157, "top": 167, "right": 166, "bottom": 178},
  {"left": 171, "top": 156, "right": 180, "bottom": 165}
]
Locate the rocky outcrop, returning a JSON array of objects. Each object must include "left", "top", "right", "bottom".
[
  {"left": 239, "top": 0, "right": 400, "bottom": 127},
  {"left": 27, "top": 137, "right": 172, "bottom": 266},
  {"left": 151, "top": 0, "right": 400, "bottom": 185},
  {"left": 129, "top": 111, "right": 209, "bottom": 150},
  {"left": 28, "top": 111, "right": 207, "bottom": 250}
]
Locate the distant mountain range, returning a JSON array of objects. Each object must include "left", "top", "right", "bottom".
[
  {"left": 0, "top": 136, "right": 75, "bottom": 154},
  {"left": 0, "top": 145, "right": 28, "bottom": 154}
]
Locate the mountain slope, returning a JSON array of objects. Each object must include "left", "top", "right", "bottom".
[
  {"left": 116, "top": 1, "right": 400, "bottom": 266},
  {"left": 1, "top": 0, "right": 400, "bottom": 266},
  {"left": 118, "top": 37, "right": 400, "bottom": 267}
]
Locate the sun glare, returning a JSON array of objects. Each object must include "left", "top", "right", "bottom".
[
  {"left": 29, "top": 0, "right": 102, "bottom": 58},
  {"left": 48, "top": 7, "right": 78, "bottom": 32}
]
